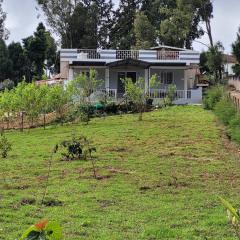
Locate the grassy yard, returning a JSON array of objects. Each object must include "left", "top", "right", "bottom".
[{"left": 1, "top": 106, "right": 240, "bottom": 239}]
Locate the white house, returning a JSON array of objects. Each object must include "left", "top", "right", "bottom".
[{"left": 60, "top": 45, "right": 202, "bottom": 104}]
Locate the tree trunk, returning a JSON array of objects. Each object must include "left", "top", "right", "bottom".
[{"left": 43, "top": 113, "right": 46, "bottom": 130}]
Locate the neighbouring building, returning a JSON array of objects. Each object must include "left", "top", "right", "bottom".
[{"left": 60, "top": 45, "right": 202, "bottom": 104}]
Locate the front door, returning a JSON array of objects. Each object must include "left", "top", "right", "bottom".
[{"left": 117, "top": 72, "right": 137, "bottom": 97}]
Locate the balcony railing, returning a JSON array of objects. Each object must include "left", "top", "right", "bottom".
[
  {"left": 116, "top": 50, "right": 139, "bottom": 60},
  {"left": 77, "top": 49, "right": 100, "bottom": 59},
  {"left": 61, "top": 49, "right": 199, "bottom": 63},
  {"left": 157, "top": 51, "right": 180, "bottom": 60}
]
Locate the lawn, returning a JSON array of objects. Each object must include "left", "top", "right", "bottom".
[{"left": 1, "top": 106, "right": 240, "bottom": 240}]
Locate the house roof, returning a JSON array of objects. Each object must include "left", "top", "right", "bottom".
[
  {"left": 106, "top": 58, "right": 150, "bottom": 68},
  {"left": 223, "top": 54, "right": 237, "bottom": 64}
]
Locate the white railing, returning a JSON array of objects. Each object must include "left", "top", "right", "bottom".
[
  {"left": 157, "top": 51, "right": 180, "bottom": 60},
  {"left": 148, "top": 89, "right": 191, "bottom": 99},
  {"left": 77, "top": 49, "right": 100, "bottom": 59},
  {"left": 116, "top": 50, "right": 139, "bottom": 60},
  {"left": 99, "top": 89, "right": 117, "bottom": 99}
]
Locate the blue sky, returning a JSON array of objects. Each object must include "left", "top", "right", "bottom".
[{"left": 2, "top": 0, "right": 240, "bottom": 53}]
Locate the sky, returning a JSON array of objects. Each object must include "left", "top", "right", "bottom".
[{"left": 2, "top": 0, "right": 240, "bottom": 53}]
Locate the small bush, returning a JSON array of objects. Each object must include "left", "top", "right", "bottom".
[
  {"left": 214, "top": 96, "right": 236, "bottom": 125},
  {"left": 203, "top": 85, "right": 224, "bottom": 110},
  {"left": 105, "top": 102, "right": 118, "bottom": 114},
  {"left": 228, "top": 115, "right": 240, "bottom": 144},
  {"left": 166, "top": 84, "right": 177, "bottom": 105},
  {"left": 59, "top": 134, "right": 96, "bottom": 161},
  {"left": 0, "top": 134, "right": 12, "bottom": 158}
]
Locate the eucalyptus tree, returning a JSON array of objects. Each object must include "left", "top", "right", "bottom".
[{"left": 0, "top": 0, "right": 9, "bottom": 40}]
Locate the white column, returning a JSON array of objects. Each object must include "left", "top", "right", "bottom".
[
  {"left": 69, "top": 68, "right": 74, "bottom": 81},
  {"left": 105, "top": 67, "right": 110, "bottom": 89},
  {"left": 145, "top": 68, "right": 149, "bottom": 93},
  {"left": 184, "top": 69, "right": 188, "bottom": 99}
]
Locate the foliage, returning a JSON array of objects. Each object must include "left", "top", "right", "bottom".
[
  {"left": 58, "top": 134, "right": 96, "bottom": 162},
  {"left": 0, "top": 79, "right": 14, "bottom": 91},
  {"left": 203, "top": 85, "right": 224, "bottom": 110},
  {"left": 228, "top": 115, "right": 240, "bottom": 144},
  {"left": 124, "top": 74, "right": 158, "bottom": 121},
  {"left": 0, "top": 0, "right": 9, "bottom": 40},
  {"left": 0, "top": 39, "right": 12, "bottom": 81},
  {"left": 37, "top": 0, "right": 113, "bottom": 49},
  {"left": 232, "top": 27, "right": 240, "bottom": 76},
  {"left": 205, "top": 42, "right": 224, "bottom": 82},
  {"left": 220, "top": 197, "right": 240, "bottom": 239},
  {"left": 166, "top": 84, "right": 177, "bottom": 105},
  {"left": 67, "top": 69, "right": 101, "bottom": 123},
  {"left": 20, "top": 220, "right": 62, "bottom": 240},
  {"left": 214, "top": 96, "right": 236, "bottom": 125},
  {"left": 134, "top": 11, "right": 155, "bottom": 49},
  {"left": 0, "top": 133, "right": 12, "bottom": 158}
]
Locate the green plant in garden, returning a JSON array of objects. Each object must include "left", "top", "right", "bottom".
[
  {"left": 124, "top": 74, "right": 158, "bottom": 121},
  {"left": 203, "top": 85, "right": 224, "bottom": 110},
  {"left": 0, "top": 133, "right": 12, "bottom": 158},
  {"left": 20, "top": 220, "right": 62, "bottom": 240},
  {"left": 165, "top": 84, "right": 177, "bottom": 106},
  {"left": 220, "top": 197, "right": 240, "bottom": 239}
]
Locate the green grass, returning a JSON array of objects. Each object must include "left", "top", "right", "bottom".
[{"left": 1, "top": 106, "right": 240, "bottom": 239}]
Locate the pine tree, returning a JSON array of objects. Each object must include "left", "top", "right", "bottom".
[{"left": 110, "top": 0, "right": 140, "bottom": 49}]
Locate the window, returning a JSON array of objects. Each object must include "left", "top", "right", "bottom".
[{"left": 158, "top": 72, "right": 174, "bottom": 85}]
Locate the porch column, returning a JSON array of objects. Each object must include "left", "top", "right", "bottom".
[
  {"left": 145, "top": 68, "right": 149, "bottom": 93},
  {"left": 69, "top": 68, "right": 74, "bottom": 81},
  {"left": 105, "top": 67, "right": 110, "bottom": 89},
  {"left": 184, "top": 69, "right": 188, "bottom": 99}
]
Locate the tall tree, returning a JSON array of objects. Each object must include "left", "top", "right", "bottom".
[
  {"left": 8, "top": 42, "right": 26, "bottom": 84},
  {"left": 232, "top": 27, "right": 240, "bottom": 76},
  {"left": 0, "top": 39, "right": 12, "bottom": 81},
  {"left": 110, "top": 0, "right": 139, "bottom": 49},
  {"left": 206, "top": 42, "right": 224, "bottom": 82},
  {"left": 134, "top": 12, "right": 155, "bottom": 49},
  {"left": 0, "top": 0, "right": 9, "bottom": 40},
  {"left": 37, "top": 0, "right": 113, "bottom": 48}
]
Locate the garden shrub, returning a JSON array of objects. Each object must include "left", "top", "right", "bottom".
[
  {"left": 105, "top": 102, "right": 118, "bottom": 114},
  {"left": 0, "top": 133, "right": 12, "bottom": 158},
  {"left": 203, "top": 85, "right": 224, "bottom": 110},
  {"left": 214, "top": 96, "right": 236, "bottom": 125},
  {"left": 228, "top": 115, "right": 240, "bottom": 144}
]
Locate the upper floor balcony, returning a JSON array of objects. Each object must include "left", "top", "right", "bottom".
[{"left": 60, "top": 49, "right": 200, "bottom": 65}]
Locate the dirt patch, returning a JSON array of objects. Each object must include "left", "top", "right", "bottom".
[
  {"left": 42, "top": 199, "right": 63, "bottom": 207},
  {"left": 97, "top": 199, "right": 116, "bottom": 208},
  {"left": 107, "top": 166, "right": 133, "bottom": 175}
]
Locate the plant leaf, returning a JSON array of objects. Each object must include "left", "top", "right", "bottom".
[{"left": 219, "top": 197, "right": 240, "bottom": 221}]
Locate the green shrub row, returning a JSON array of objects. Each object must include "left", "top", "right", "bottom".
[{"left": 203, "top": 85, "right": 240, "bottom": 143}]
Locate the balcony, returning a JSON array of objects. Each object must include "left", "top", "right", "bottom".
[{"left": 61, "top": 49, "right": 200, "bottom": 65}]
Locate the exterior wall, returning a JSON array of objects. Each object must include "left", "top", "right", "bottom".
[
  {"left": 150, "top": 68, "right": 185, "bottom": 90},
  {"left": 60, "top": 61, "right": 69, "bottom": 79},
  {"left": 224, "top": 63, "right": 235, "bottom": 76},
  {"left": 109, "top": 66, "right": 145, "bottom": 89}
]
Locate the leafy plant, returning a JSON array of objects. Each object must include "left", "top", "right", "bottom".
[
  {"left": 165, "top": 84, "right": 177, "bottom": 106},
  {"left": 20, "top": 220, "right": 62, "bottom": 240},
  {"left": 203, "top": 85, "right": 224, "bottom": 110},
  {"left": 0, "top": 133, "right": 12, "bottom": 158},
  {"left": 220, "top": 197, "right": 240, "bottom": 239},
  {"left": 58, "top": 134, "right": 96, "bottom": 161}
]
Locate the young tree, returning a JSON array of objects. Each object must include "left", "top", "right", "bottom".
[
  {"left": 206, "top": 42, "right": 224, "bottom": 83},
  {"left": 134, "top": 12, "right": 155, "bottom": 49},
  {"left": 124, "top": 74, "right": 157, "bottom": 121},
  {"left": 232, "top": 27, "right": 240, "bottom": 76},
  {"left": 0, "top": 0, "right": 9, "bottom": 40}
]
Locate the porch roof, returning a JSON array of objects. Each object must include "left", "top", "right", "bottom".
[{"left": 106, "top": 58, "right": 150, "bottom": 68}]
